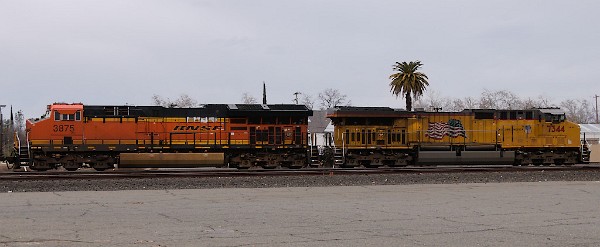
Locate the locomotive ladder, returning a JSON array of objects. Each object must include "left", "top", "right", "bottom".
[
  {"left": 332, "top": 133, "right": 345, "bottom": 167},
  {"left": 581, "top": 139, "right": 591, "bottom": 163},
  {"left": 333, "top": 148, "right": 344, "bottom": 167},
  {"left": 308, "top": 133, "right": 320, "bottom": 166},
  {"left": 14, "top": 132, "right": 30, "bottom": 169},
  {"left": 309, "top": 146, "right": 320, "bottom": 166}
]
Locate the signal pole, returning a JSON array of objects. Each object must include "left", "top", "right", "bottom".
[
  {"left": 595, "top": 94, "right": 599, "bottom": 124},
  {"left": 0, "top": 105, "right": 5, "bottom": 158}
]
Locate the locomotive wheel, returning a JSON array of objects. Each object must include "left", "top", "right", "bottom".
[{"left": 63, "top": 159, "right": 79, "bottom": 171}]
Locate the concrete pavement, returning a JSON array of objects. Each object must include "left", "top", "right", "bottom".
[{"left": 1, "top": 182, "right": 600, "bottom": 246}]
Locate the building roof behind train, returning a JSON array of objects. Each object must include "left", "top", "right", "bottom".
[{"left": 580, "top": 124, "right": 600, "bottom": 144}]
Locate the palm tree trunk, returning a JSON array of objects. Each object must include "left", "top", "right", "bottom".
[{"left": 405, "top": 92, "right": 412, "bottom": 111}]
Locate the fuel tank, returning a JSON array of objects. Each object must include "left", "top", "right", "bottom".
[{"left": 119, "top": 153, "right": 225, "bottom": 168}]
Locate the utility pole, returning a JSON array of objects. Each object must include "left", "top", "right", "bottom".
[
  {"left": 293, "top": 92, "right": 301, "bottom": 104},
  {"left": 262, "top": 82, "right": 267, "bottom": 105},
  {"left": 595, "top": 94, "right": 599, "bottom": 124},
  {"left": 0, "top": 105, "right": 5, "bottom": 158}
]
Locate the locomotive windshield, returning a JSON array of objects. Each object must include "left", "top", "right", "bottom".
[
  {"left": 54, "top": 111, "right": 79, "bottom": 121},
  {"left": 544, "top": 114, "right": 565, "bottom": 123},
  {"left": 539, "top": 108, "right": 566, "bottom": 123}
]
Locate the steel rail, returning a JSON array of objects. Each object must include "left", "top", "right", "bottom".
[{"left": 0, "top": 164, "right": 598, "bottom": 180}]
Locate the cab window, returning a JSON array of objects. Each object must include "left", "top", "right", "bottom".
[
  {"left": 544, "top": 113, "right": 565, "bottom": 123},
  {"left": 54, "top": 111, "right": 81, "bottom": 121}
]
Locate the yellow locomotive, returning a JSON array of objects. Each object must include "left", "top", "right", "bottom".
[{"left": 328, "top": 107, "right": 590, "bottom": 166}]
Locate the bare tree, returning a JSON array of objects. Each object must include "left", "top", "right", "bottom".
[
  {"left": 318, "top": 88, "right": 350, "bottom": 110},
  {"left": 241, "top": 92, "right": 258, "bottom": 104},
  {"left": 380, "top": 88, "right": 595, "bottom": 124},
  {"left": 412, "top": 98, "right": 426, "bottom": 111},
  {"left": 173, "top": 94, "right": 198, "bottom": 108},
  {"left": 2, "top": 110, "right": 26, "bottom": 152},
  {"left": 475, "top": 90, "right": 560, "bottom": 110},
  {"left": 414, "top": 90, "right": 452, "bottom": 111},
  {"left": 301, "top": 94, "right": 315, "bottom": 109},
  {"left": 446, "top": 98, "right": 465, "bottom": 112},
  {"left": 478, "top": 89, "right": 523, "bottom": 109},
  {"left": 560, "top": 99, "right": 595, "bottom": 123},
  {"left": 535, "top": 95, "right": 554, "bottom": 108},
  {"left": 0, "top": 118, "right": 9, "bottom": 156},
  {"left": 152, "top": 94, "right": 198, "bottom": 108},
  {"left": 446, "top": 97, "right": 479, "bottom": 111},
  {"left": 152, "top": 94, "right": 168, "bottom": 107},
  {"left": 462, "top": 97, "right": 479, "bottom": 109},
  {"left": 522, "top": 96, "right": 555, "bottom": 109},
  {"left": 14, "top": 110, "right": 25, "bottom": 143}
]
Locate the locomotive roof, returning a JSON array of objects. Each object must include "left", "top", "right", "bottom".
[
  {"left": 537, "top": 108, "right": 566, "bottom": 115},
  {"left": 82, "top": 104, "right": 312, "bottom": 118},
  {"left": 328, "top": 106, "right": 566, "bottom": 120}
]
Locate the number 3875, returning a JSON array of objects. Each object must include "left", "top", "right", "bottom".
[{"left": 53, "top": 125, "right": 74, "bottom": 132}]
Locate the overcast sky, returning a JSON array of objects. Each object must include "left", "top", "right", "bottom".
[{"left": 1, "top": 0, "right": 599, "bottom": 118}]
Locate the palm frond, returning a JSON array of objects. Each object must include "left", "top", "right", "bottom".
[{"left": 388, "top": 60, "right": 429, "bottom": 110}]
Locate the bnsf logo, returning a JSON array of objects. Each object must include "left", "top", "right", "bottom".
[{"left": 173, "top": 126, "right": 222, "bottom": 131}]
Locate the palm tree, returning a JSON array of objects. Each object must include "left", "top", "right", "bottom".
[{"left": 389, "top": 61, "right": 429, "bottom": 111}]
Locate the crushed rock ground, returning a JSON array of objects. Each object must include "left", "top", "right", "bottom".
[{"left": 2, "top": 169, "right": 600, "bottom": 193}]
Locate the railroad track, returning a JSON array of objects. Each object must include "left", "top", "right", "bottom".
[{"left": 1, "top": 164, "right": 599, "bottom": 180}]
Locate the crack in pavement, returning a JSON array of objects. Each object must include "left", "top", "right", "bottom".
[
  {"left": 0, "top": 238, "right": 99, "bottom": 245},
  {"left": 157, "top": 213, "right": 184, "bottom": 223},
  {"left": 79, "top": 208, "right": 90, "bottom": 217}
]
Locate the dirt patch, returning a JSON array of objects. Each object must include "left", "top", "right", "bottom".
[{"left": 0, "top": 162, "right": 9, "bottom": 172}]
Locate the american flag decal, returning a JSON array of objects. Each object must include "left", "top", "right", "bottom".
[{"left": 425, "top": 119, "right": 467, "bottom": 140}]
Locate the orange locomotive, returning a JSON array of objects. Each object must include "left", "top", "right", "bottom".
[{"left": 18, "top": 103, "right": 312, "bottom": 171}]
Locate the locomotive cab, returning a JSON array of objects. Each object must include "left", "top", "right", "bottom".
[
  {"left": 49, "top": 104, "right": 83, "bottom": 145},
  {"left": 23, "top": 103, "right": 87, "bottom": 170}
]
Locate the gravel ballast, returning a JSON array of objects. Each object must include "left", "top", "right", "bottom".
[{"left": 2, "top": 170, "right": 600, "bottom": 193}]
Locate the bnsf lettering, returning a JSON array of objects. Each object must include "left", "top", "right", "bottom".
[{"left": 173, "top": 126, "right": 222, "bottom": 131}]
